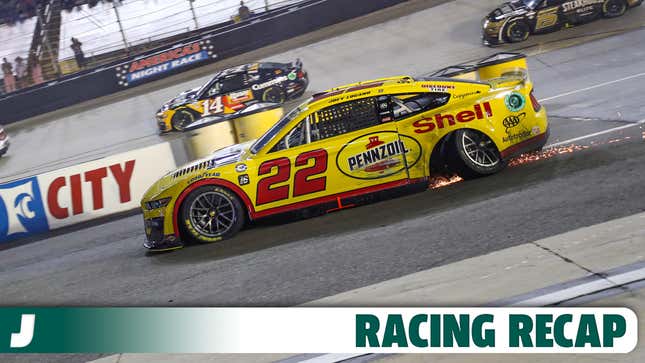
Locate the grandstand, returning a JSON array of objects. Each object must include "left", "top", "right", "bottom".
[{"left": 1, "top": 0, "right": 299, "bottom": 94}]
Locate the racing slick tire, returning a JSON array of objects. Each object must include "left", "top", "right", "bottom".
[
  {"left": 450, "top": 129, "right": 505, "bottom": 179},
  {"left": 602, "top": 0, "right": 627, "bottom": 17},
  {"left": 503, "top": 19, "right": 530, "bottom": 43},
  {"left": 179, "top": 185, "right": 246, "bottom": 244},
  {"left": 171, "top": 108, "right": 198, "bottom": 131},
  {"left": 262, "top": 86, "right": 286, "bottom": 103}
]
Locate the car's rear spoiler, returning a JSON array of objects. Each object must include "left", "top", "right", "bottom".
[{"left": 427, "top": 52, "right": 529, "bottom": 87}]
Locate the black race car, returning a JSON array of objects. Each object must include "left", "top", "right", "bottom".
[
  {"left": 482, "top": 0, "right": 643, "bottom": 45},
  {"left": 156, "top": 60, "right": 308, "bottom": 132}
]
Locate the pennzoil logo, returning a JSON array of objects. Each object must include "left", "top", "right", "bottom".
[{"left": 337, "top": 132, "right": 422, "bottom": 180}]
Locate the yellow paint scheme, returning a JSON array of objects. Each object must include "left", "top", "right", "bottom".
[{"left": 142, "top": 59, "right": 548, "bottom": 241}]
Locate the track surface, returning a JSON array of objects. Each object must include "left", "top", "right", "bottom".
[{"left": 1, "top": 27, "right": 645, "bottom": 306}]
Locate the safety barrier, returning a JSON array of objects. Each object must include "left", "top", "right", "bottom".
[{"left": 0, "top": 143, "right": 177, "bottom": 243}]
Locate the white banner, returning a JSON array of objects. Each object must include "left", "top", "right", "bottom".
[
  {"left": 220, "top": 308, "right": 638, "bottom": 353},
  {"left": 0, "top": 143, "right": 176, "bottom": 242}
]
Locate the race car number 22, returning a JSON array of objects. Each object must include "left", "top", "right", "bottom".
[{"left": 256, "top": 149, "right": 328, "bottom": 205}]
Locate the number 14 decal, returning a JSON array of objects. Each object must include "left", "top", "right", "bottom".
[
  {"left": 202, "top": 96, "right": 224, "bottom": 116},
  {"left": 256, "top": 149, "right": 328, "bottom": 205}
]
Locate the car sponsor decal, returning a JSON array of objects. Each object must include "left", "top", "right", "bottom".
[
  {"left": 238, "top": 174, "right": 250, "bottom": 186},
  {"left": 421, "top": 84, "right": 455, "bottom": 92},
  {"left": 413, "top": 102, "right": 493, "bottom": 134},
  {"left": 502, "top": 112, "right": 526, "bottom": 133},
  {"left": 228, "top": 90, "right": 253, "bottom": 103},
  {"left": 252, "top": 76, "right": 288, "bottom": 90},
  {"left": 336, "top": 132, "right": 422, "bottom": 180},
  {"left": 562, "top": 0, "right": 603, "bottom": 12},
  {"left": 505, "top": 92, "right": 526, "bottom": 112}
]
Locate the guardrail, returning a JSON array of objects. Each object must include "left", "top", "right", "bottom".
[{"left": 0, "top": 0, "right": 409, "bottom": 124}]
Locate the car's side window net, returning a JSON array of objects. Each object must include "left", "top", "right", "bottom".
[
  {"left": 392, "top": 93, "right": 451, "bottom": 119},
  {"left": 310, "top": 97, "right": 380, "bottom": 142}
]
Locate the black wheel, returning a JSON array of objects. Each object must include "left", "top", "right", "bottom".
[
  {"left": 602, "top": 0, "right": 627, "bottom": 17},
  {"left": 262, "top": 86, "right": 286, "bottom": 103},
  {"left": 450, "top": 129, "right": 505, "bottom": 179},
  {"left": 504, "top": 20, "right": 530, "bottom": 43},
  {"left": 171, "top": 108, "right": 197, "bottom": 131},
  {"left": 180, "top": 186, "right": 246, "bottom": 244}
]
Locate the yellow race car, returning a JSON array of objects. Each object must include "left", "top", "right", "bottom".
[{"left": 141, "top": 53, "right": 548, "bottom": 251}]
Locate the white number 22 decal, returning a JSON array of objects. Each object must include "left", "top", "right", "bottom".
[{"left": 202, "top": 96, "right": 224, "bottom": 116}]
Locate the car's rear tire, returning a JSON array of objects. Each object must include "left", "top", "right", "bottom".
[
  {"left": 602, "top": 0, "right": 627, "bottom": 17},
  {"left": 171, "top": 108, "right": 197, "bottom": 131},
  {"left": 504, "top": 19, "right": 530, "bottom": 43},
  {"left": 262, "top": 86, "right": 286, "bottom": 103},
  {"left": 179, "top": 186, "right": 246, "bottom": 244},
  {"left": 450, "top": 129, "right": 505, "bottom": 179}
]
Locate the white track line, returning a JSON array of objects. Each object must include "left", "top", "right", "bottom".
[
  {"left": 298, "top": 354, "right": 368, "bottom": 363},
  {"left": 545, "top": 119, "right": 645, "bottom": 148},
  {"left": 510, "top": 266, "right": 645, "bottom": 307},
  {"left": 538, "top": 71, "right": 645, "bottom": 102}
]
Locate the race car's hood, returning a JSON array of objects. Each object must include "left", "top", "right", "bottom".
[
  {"left": 142, "top": 141, "right": 254, "bottom": 203},
  {"left": 487, "top": 1, "right": 530, "bottom": 21},
  {"left": 174, "top": 140, "right": 254, "bottom": 177}
]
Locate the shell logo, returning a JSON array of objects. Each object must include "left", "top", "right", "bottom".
[{"left": 336, "top": 132, "right": 422, "bottom": 180}]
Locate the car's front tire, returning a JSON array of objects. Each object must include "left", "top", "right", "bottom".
[
  {"left": 602, "top": 0, "right": 627, "bottom": 17},
  {"left": 171, "top": 108, "right": 198, "bottom": 131},
  {"left": 504, "top": 19, "right": 530, "bottom": 43},
  {"left": 180, "top": 186, "right": 246, "bottom": 244},
  {"left": 450, "top": 129, "right": 505, "bottom": 179}
]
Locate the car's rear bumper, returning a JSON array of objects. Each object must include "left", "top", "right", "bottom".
[{"left": 500, "top": 127, "right": 550, "bottom": 160}]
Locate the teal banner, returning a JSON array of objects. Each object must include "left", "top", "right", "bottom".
[{"left": 0, "top": 308, "right": 238, "bottom": 353}]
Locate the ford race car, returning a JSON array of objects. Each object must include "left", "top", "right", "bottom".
[
  {"left": 141, "top": 53, "right": 549, "bottom": 251},
  {"left": 156, "top": 60, "right": 308, "bottom": 132},
  {"left": 482, "top": 0, "right": 643, "bottom": 45}
]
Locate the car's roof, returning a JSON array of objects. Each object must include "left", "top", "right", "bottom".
[
  {"left": 214, "top": 61, "right": 286, "bottom": 79},
  {"left": 306, "top": 76, "right": 487, "bottom": 109}
]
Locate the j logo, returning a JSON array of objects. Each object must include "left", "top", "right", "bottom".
[
  {"left": 0, "top": 177, "right": 49, "bottom": 241},
  {"left": 10, "top": 314, "right": 35, "bottom": 348}
]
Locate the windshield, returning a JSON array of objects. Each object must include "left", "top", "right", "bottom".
[
  {"left": 522, "top": 0, "right": 541, "bottom": 9},
  {"left": 250, "top": 101, "right": 309, "bottom": 154},
  {"left": 196, "top": 73, "right": 220, "bottom": 98}
]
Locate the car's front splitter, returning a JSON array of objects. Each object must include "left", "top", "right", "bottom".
[{"left": 143, "top": 235, "right": 184, "bottom": 252}]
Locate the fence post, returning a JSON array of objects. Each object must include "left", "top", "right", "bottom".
[
  {"left": 188, "top": 0, "right": 199, "bottom": 30},
  {"left": 113, "top": 2, "right": 129, "bottom": 53}
]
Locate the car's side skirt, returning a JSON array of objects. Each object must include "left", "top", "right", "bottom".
[{"left": 171, "top": 177, "right": 429, "bottom": 237}]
